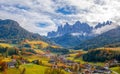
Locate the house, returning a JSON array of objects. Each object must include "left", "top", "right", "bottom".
[
  {"left": 48, "top": 59, "right": 55, "bottom": 64},
  {"left": 52, "top": 62, "right": 58, "bottom": 69},
  {"left": 65, "top": 60, "right": 74, "bottom": 66},
  {"left": 32, "top": 60, "right": 39, "bottom": 64},
  {"left": 21, "top": 60, "right": 29, "bottom": 64},
  {"left": 42, "top": 53, "right": 54, "bottom": 58},
  {"left": 108, "top": 59, "right": 119, "bottom": 67},
  {"left": 83, "top": 64, "right": 92, "bottom": 70},
  {"left": 94, "top": 66, "right": 112, "bottom": 74},
  {"left": 82, "top": 69, "right": 92, "bottom": 74},
  {"left": 7, "top": 62, "right": 16, "bottom": 68},
  {"left": 65, "top": 68, "right": 71, "bottom": 72},
  {"left": 104, "top": 63, "right": 109, "bottom": 68},
  {"left": 93, "top": 70, "right": 104, "bottom": 74},
  {"left": 93, "top": 69, "right": 111, "bottom": 74}
]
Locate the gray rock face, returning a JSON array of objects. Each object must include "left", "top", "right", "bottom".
[
  {"left": 95, "top": 21, "right": 112, "bottom": 29},
  {"left": 47, "top": 21, "right": 93, "bottom": 38}
]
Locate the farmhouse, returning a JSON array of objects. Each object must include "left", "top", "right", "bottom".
[{"left": 7, "top": 61, "right": 16, "bottom": 68}]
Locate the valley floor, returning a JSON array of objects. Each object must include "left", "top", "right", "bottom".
[{"left": 0, "top": 53, "right": 120, "bottom": 74}]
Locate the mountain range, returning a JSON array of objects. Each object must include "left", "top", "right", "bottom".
[
  {"left": 48, "top": 21, "right": 93, "bottom": 38},
  {"left": 47, "top": 20, "right": 117, "bottom": 48},
  {"left": 48, "top": 21, "right": 94, "bottom": 47},
  {"left": 0, "top": 19, "right": 120, "bottom": 50}
]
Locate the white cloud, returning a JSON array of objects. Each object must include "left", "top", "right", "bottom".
[
  {"left": 0, "top": 0, "right": 120, "bottom": 35},
  {"left": 93, "top": 23, "right": 119, "bottom": 34}
]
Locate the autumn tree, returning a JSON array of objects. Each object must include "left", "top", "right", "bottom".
[
  {"left": 21, "top": 48, "right": 26, "bottom": 55},
  {"left": 72, "top": 63, "right": 80, "bottom": 72},
  {"left": 14, "top": 47, "right": 20, "bottom": 55},
  {"left": 5, "top": 47, "right": 9, "bottom": 58},
  {"left": 0, "top": 62, "right": 7, "bottom": 71}
]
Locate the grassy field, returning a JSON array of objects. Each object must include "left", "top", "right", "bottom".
[
  {"left": 67, "top": 52, "right": 104, "bottom": 66},
  {"left": 21, "top": 55, "right": 53, "bottom": 67},
  {"left": 99, "top": 47, "right": 120, "bottom": 51},
  {"left": 23, "top": 55, "right": 50, "bottom": 62},
  {"left": 110, "top": 67, "right": 120, "bottom": 74},
  {"left": 0, "top": 63, "right": 69, "bottom": 74},
  {"left": 0, "top": 64, "right": 48, "bottom": 74},
  {"left": 20, "top": 64, "right": 48, "bottom": 74},
  {"left": 6, "top": 68, "right": 20, "bottom": 74},
  {"left": 0, "top": 43, "right": 12, "bottom": 48},
  {"left": 23, "top": 40, "right": 49, "bottom": 48}
]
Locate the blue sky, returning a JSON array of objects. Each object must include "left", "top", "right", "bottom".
[
  {"left": 0, "top": 0, "right": 120, "bottom": 35},
  {"left": 56, "top": 5, "right": 77, "bottom": 15}
]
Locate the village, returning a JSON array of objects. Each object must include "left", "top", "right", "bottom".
[{"left": 2, "top": 52, "right": 120, "bottom": 74}]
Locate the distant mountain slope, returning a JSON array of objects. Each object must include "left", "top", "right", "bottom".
[
  {"left": 105, "top": 43, "right": 120, "bottom": 48},
  {"left": 75, "top": 25, "right": 120, "bottom": 50},
  {"left": 0, "top": 19, "right": 50, "bottom": 43},
  {"left": 51, "top": 34, "right": 93, "bottom": 48}
]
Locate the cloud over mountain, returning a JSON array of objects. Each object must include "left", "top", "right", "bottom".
[{"left": 0, "top": 0, "right": 120, "bottom": 35}]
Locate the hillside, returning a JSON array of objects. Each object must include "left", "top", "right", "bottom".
[
  {"left": 83, "top": 48, "right": 120, "bottom": 62},
  {"left": 0, "top": 19, "right": 50, "bottom": 43},
  {"left": 75, "top": 26, "right": 120, "bottom": 50},
  {"left": 0, "top": 19, "right": 68, "bottom": 55}
]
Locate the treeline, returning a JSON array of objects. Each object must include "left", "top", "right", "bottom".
[
  {"left": 83, "top": 49, "right": 120, "bottom": 62},
  {"left": 105, "top": 43, "right": 120, "bottom": 48},
  {"left": 0, "top": 46, "right": 37, "bottom": 57},
  {"left": 0, "top": 47, "right": 19, "bottom": 57}
]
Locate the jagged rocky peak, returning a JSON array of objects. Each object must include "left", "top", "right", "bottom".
[
  {"left": 47, "top": 20, "right": 114, "bottom": 38},
  {"left": 47, "top": 31, "right": 57, "bottom": 38},
  {"left": 58, "top": 25, "right": 62, "bottom": 31},
  {"left": 47, "top": 21, "right": 92, "bottom": 38},
  {"left": 64, "top": 22, "right": 70, "bottom": 26},
  {"left": 75, "top": 21, "right": 81, "bottom": 24},
  {"left": 95, "top": 20, "right": 112, "bottom": 29},
  {"left": 73, "top": 21, "right": 86, "bottom": 27}
]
